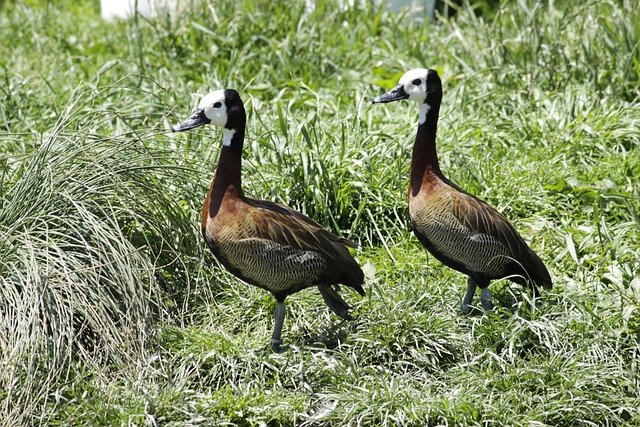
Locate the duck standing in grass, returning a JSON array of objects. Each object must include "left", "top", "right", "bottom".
[
  {"left": 372, "top": 69, "right": 551, "bottom": 313},
  {"left": 172, "top": 89, "right": 365, "bottom": 351}
]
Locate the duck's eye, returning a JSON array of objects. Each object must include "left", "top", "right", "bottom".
[
  {"left": 213, "top": 102, "right": 222, "bottom": 108},
  {"left": 412, "top": 79, "right": 422, "bottom": 86}
]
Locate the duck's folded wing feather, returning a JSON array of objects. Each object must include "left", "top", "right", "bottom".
[
  {"left": 449, "top": 191, "right": 551, "bottom": 287},
  {"left": 449, "top": 191, "right": 528, "bottom": 258},
  {"left": 247, "top": 199, "right": 357, "bottom": 254},
  {"left": 243, "top": 199, "right": 364, "bottom": 291}
]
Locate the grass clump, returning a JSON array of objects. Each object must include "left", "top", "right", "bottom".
[{"left": 0, "top": 82, "right": 207, "bottom": 423}]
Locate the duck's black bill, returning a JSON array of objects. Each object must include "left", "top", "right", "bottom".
[
  {"left": 171, "top": 109, "right": 210, "bottom": 132},
  {"left": 372, "top": 84, "right": 409, "bottom": 104}
]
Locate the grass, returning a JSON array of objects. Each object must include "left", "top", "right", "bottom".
[{"left": 0, "top": 0, "right": 639, "bottom": 425}]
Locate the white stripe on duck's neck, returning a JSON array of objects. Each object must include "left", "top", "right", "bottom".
[
  {"left": 223, "top": 128, "right": 237, "bottom": 146},
  {"left": 419, "top": 103, "right": 431, "bottom": 125}
]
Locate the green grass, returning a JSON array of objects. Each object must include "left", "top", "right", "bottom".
[{"left": 1, "top": 0, "right": 639, "bottom": 425}]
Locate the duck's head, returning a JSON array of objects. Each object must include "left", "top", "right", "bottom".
[
  {"left": 372, "top": 68, "right": 442, "bottom": 109},
  {"left": 172, "top": 89, "right": 245, "bottom": 134}
]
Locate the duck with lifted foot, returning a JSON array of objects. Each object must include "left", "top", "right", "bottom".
[{"left": 172, "top": 89, "right": 365, "bottom": 350}]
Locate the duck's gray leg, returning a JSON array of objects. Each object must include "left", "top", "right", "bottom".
[
  {"left": 271, "top": 302, "right": 286, "bottom": 352},
  {"left": 480, "top": 287, "right": 494, "bottom": 311},
  {"left": 461, "top": 276, "right": 477, "bottom": 315}
]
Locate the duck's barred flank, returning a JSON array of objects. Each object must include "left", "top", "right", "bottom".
[
  {"left": 219, "top": 239, "right": 326, "bottom": 292},
  {"left": 411, "top": 198, "right": 512, "bottom": 278}
]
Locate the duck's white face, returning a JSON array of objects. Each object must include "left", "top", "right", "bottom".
[
  {"left": 372, "top": 68, "right": 441, "bottom": 125},
  {"left": 172, "top": 89, "right": 229, "bottom": 135},
  {"left": 398, "top": 68, "right": 429, "bottom": 103},
  {"left": 198, "top": 89, "right": 228, "bottom": 128},
  {"left": 372, "top": 68, "right": 430, "bottom": 105}
]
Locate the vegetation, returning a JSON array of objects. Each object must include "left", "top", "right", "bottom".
[{"left": 0, "top": 0, "right": 639, "bottom": 424}]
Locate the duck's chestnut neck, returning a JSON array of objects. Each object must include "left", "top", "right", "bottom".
[
  {"left": 208, "top": 116, "right": 247, "bottom": 217},
  {"left": 410, "top": 101, "right": 442, "bottom": 196}
]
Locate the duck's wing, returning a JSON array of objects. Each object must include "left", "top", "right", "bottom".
[
  {"left": 248, "top": 199, "right": 357, "bottom": 249},
  {"left": 449, "top": 190, "right": 552, "bottom": 288},
  {"left": 245, "top": 198, "right": 364, "bottom": 292}
]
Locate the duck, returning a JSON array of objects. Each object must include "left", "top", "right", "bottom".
[
  {"left": 171, "top": 89, "right": 365, "bottom": 351},
  {"left": 372, "top": 69, "right": 551, "bottom": 314}
]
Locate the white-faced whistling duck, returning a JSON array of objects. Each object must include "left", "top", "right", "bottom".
[
  {"left": 372, "top": 69, "right": 552, "bottom": 314},
  {"left": 172, "top": 89, "right": 365, "bottom": 350}
]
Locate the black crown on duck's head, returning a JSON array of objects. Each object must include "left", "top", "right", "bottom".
[{"left": 222, "top": 89, "right": 246, "bottom": 131}]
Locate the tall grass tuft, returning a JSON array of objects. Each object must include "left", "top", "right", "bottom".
[{"left": 0, "top": 82, "right": 205, "bottom": 423}]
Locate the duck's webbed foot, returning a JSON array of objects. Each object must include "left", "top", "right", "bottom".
[
  {"left": 270, "top": 338, "right": 283, "bottom": 353},
  {"left": 480, "top": 287, "right": 494, "bottom": 311}
]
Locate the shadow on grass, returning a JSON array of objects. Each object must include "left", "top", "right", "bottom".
[{"left": 301, "top": 318, "right": 361, "bottom": 350}]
